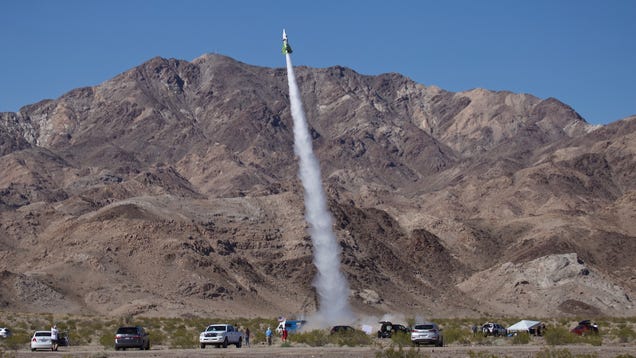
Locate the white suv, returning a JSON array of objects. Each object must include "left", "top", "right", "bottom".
[
  {"left": 410, "top": 322, "right": 443, "bottom": 347},
  {"left": 199, "top": 324, "right": 243, "bottom": 348}
]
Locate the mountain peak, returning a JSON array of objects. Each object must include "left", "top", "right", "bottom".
[{"left": 1, "top": 54, "right": 634, "bottom": 318}]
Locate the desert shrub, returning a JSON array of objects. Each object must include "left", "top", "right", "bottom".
[
  {"left": 138, "top": 317, "right": 162, "bottom": 333},
  {"left": 535, "top": 348, "right": 573, "bottom": 358},
  {"left": 99, "top": 332, "right": 114, "bottom": 349},
  {"left": 544, "top": 324, "right": 603, "bottom": 347},
  {"left": 334, "top": 330, "right": 373, "bottom": 346},
  {"left": 557, "top": 318, "right": 571, "bottom": 326},
  {"left": 89, "top": 353, "right": 109, "bottom": 358},
  {"left": 280, "top": 341, "right": 292, "bottom": 347},
  {"left": 471, "top": 333, "right": 492, "bottom": 346},
  {"left": 467, "top": 352, "right": 502, "bottom": 358},
  {"left": 13, "top": 322, "right": 27, "bottom": 331},
  {"left": 0, "top": 330, "right": 30, "bottom": 351},
  {"left": 615, "top": 355, "right": 636, "bottom": 358},
  {"left": 0, "top": 349, "right": 17, "bottom": 358},
  {"left": 149, "top": 328, "right": 166, "bottom": 346},
  {"left": 579, "top": 333, "right": 602, "bottom": 346},
  {"left": 28, "top": 318, "right": 48, "bottom": 331},
  {"left": 252, "top": 329, "right": 266, "bottom": 345},
  {"left": 292, "top": 329, "right": 329, "bottom": 347},
  {"left": 535, "top": 347, "right": 598, "bottom": 358},
  {"left": 612, "top": 324, "right": 636, "bottom": 343},
  {"left": 544, "top": 326, "right": 575, "bottom": 346},
  {"left": 511, "top": 332, "right": 530, "bottom": 345},
  {"left": 376, "top": 344, "right": 426, "bottom": 358},
  {"left": 390, "top": 331, "right": 411, "bottom": 347},
  {"left": 66, "top": 319, "right": 101, "bottom": 346},
  {"left": 443, "top": 326, "right": 470, "bottom": 345},
  {"left": 169, "top": 325, "right": 197, "bottom": 348}
]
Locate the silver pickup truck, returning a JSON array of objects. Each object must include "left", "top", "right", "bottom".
[{"left": 199, "top": 324, "right": 243, "bottom": 348}]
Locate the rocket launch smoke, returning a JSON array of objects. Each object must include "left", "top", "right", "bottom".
[{"left": 285, "top": 53, "right": 353, "bottom": 325}]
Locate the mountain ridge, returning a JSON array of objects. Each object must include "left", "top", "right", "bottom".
[{"left": 0, "top": 54, "right": 634, "bottom": 318}]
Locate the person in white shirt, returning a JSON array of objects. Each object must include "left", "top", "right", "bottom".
[{"left": 50, "top": 325, "right": 59, "bottom": 351}]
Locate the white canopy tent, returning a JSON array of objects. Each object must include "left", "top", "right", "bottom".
[{"left": 507, "top": 320, "right": 542, "bottom": 332}]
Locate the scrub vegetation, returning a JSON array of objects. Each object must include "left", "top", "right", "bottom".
[{"left": 0, "top": 312, "right": 635, "bottom": 353}]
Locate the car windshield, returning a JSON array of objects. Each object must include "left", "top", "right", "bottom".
[
  {"left": 117, "top": 327, "right": 138, "bottom": 335},
  {"left": 35, "top": 332, "right": 51, "bottom": 337},
  {"left": 207, "top": 325, "right": 226, "bottom": 331},
  {"left": 414, "top": 324, "right": 435, "bottom": 330}
]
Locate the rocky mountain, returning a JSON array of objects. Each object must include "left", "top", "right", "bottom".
[{"left": 0, "top": 54, "right": 634, "bottom": 319}]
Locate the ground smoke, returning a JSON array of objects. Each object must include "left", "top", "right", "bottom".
[{"left": 285, "top": 53, "right": 353, "bottom": 326}]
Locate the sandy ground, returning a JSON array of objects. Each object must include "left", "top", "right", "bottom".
[{"left": 7, "top": 344, "right": 636, "bottom": 357}]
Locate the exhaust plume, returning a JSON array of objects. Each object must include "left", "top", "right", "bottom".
[{"left": 285, "top": 52, "right": 353, "bottom": 325}]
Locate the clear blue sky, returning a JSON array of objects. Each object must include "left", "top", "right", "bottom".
[{"left": 2, "top": 0, "right": 635, "bottom": 125}]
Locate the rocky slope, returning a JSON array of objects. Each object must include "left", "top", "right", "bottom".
[{"left": 0, "top": 54, "right": 634, "bottom": 319}]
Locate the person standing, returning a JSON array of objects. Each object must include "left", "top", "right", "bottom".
[
  {"left": 50, "top": 325, "right": 59, "bottom": 351},
  {"left": 245, "top": 327, "right": 250, "bottom": 347},
  {"left": 282, "top": 327, "right": 288, "bottom": 342},
  {"left": 265, "top": 326, "right": 272, "bottom": 346}
]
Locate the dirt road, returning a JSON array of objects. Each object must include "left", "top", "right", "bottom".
[{"left": 8, "top": 344, "right": 636, "bottom": 357}]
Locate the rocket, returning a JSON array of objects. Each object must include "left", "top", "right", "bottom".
[{"left": 282, "top": 29, "right": 293, "bottom": 54}]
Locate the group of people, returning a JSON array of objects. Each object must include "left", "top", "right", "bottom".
[{"left": 241, "top": 326, "right": 286, "bottom": 347}]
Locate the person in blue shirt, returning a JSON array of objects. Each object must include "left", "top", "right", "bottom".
[{"left": 265, "top": 327, "right": 272, "bottom": 345}]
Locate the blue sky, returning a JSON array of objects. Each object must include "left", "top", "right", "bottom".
[{"left": 2, "top": 0, "right": 634, "bottom": 125}]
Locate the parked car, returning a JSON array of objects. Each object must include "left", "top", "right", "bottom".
[
  {"left": 30, "top": 331, "right": 54, "bottom": 351},
  {"left": 0, "top": 327, "right": 11, "bottom": 338},
  {"left": 199, "top": 324, "right": 243, "bottom": 348},
  {"left": 330, "top": 325, "right": 355, "bottom": 334},
  {"left": 377, "top": 321, "right": 410, "bottom": 338},
  {"left": 114, "top": 326, "right": 150, "bottom": 350},
  {"left": 482, "top": 322, "right": 507, "bottom": 337},
  {"left": 410, "top": 322, "right": 443, "bottom": 347},
  {"left": 571, "top": 320, "right": 599, "bottom": 336}
]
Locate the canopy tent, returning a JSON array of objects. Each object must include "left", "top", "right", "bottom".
[{"left": 507, "top": 320, "right": 541, "bottom": 332}]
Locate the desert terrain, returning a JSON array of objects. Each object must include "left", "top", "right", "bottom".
[{"left": 0, "top": 54, "right": 634, "bottom": 320}]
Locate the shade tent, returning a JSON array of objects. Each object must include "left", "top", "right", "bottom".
[{"left": 507, "top": 320, "right": 541, "bottom": 332}]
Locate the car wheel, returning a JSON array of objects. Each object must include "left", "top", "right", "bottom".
[
  {"left": 200, "top": 343, "right": 206, "bottom": 349},
  {"left": 236, "top": 337, "right": 242, "bottom": 348},
  {"left": 31, "top": 348, "right": 36, "bottom": 352},
  {"left": 222, "top": 338, "right": 228, "bottom": 348}
]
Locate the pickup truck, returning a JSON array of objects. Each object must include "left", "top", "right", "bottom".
[{"left": 199, "top": 324, "right": 243, "bottom": 348}]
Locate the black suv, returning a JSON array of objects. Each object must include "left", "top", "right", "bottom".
[
  {"left": 115, "top": 326, "right": 150, "bottom": 350},
  {"left": 377, "top": 321, "right": 410, "bottom": 338}
]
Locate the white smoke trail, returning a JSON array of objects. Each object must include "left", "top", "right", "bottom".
[{"left": 285, "top": 53, "right": 353, "bottom": 325}]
